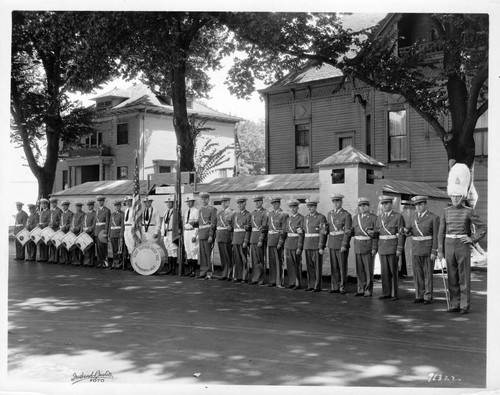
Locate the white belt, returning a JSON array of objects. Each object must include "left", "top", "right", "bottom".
[
  {"left": 111, "top": 226, "right": 121, "bottom": 230},
  {"left": 379, "top": 235, "right": 398, "bottom": 240},
  {"left": 234, "top": 228, "right": 246, "bottom": 233},
  {"left": 305, "top": 233, "right": 319, "bottom": 238},
  {"left": 354, "top": 236, "right": 371, "bottom": 240},
  {"left": 124, "top": 224, "right": 132, "bottom": 226},
  {"left": 199, "top": 224, "right": 211, "bottom": 229},
  {"left": 287, "top": 233, "right": 299, "bottom": 238},
  {"left": 446, "top": 234, "right": 467, "bottom": 239},
  {"left": 329, "top": 231, "right": 344, "bottom": 236},
  {"left": 252, "top": 229, "right": 260, "bottom": 232},
  {"left": 268, "top": 230, "right": 280, "bottom": 234},
  {"left": 217, "top": 226, "right": 229, "bottom": 230},
  {"left": 143, "top": 224, "right": 156, "bottom": 226},
  {"left": 413, "top": 236, "right": 432, "bottom": 241},
  {"left": 96, "top": 222, "right": 106, "bottom": 225}
]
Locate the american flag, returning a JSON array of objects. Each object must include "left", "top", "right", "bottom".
[{"left": 131, "top": 152, "right": 143, "bottom": 247}]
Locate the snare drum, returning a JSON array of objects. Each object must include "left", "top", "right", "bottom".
[
  {"left": 61, "top": 231, "right": 78, "bottom": 251},
  {"left": 75, "top": 232, "right": 94, "bottom": 252},
  {"left": 130, "top": 242, "right": 165, "bottom": 275},
  {"left": 16, "top": 228, "right": 30, "bottom": 246},
  {"left": 40, "top": 227, "right": 56, "bottom": 245},
  {"left": 50, "top": 230, "right": 66, "bottom": 249},
  {"left": 29, "top": 227, "right": 43, "bottom": 244}
]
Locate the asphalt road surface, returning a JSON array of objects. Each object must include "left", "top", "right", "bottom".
[{"left": 7, "top": 242, "right": 487, "bottom": 389}]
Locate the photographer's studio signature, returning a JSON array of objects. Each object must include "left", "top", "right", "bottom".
[{"left": 71, "top": 370, "right": 115, "bottom": 384}]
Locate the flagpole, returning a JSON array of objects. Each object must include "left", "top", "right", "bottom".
[{"left": 176, "top": 145, "right": 183, "bottom": 276}]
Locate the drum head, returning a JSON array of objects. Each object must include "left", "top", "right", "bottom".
[{"left": 130, "top": 242, "right": 165, "bottom": 275}]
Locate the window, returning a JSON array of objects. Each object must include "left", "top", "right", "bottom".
[
  {"left": 117, "top": 166, "right": 128, "bottom": 180},
  {"left": 388, "top": 109, "right": 408, "bottom": 162},
  {"left": 117, "top": 123, "right": 128, "bottom": 145},
  {"left": 474, "top": 111, "right": 488, "bottom": 157},
  {"left": 84, "top": 132, "right": 102, "bottom": 148},
  {"left": 217, "top": 168, "right": 228, "bottom": 178},
  {"left": 153, "top": 160, "right": 176, "bottom": 174},
  {"left": 96, "top": 100, "right": 112, "bottom": 109},
  {"left": 331, "top": 169, "right": 345, "bottom": 184},
  {"left": 295, "top": 124, "right": 310, "bottom": 168},
  {"left": 62, "top": 170, "right": 68, "bottom": 190},
  {"left": 339, "top": 137, "right": 353, "bottom": 150},
  {"left": 159, "top": 166, "right": 172, "bottom": 173},
  {"left": 366, "top": 169, "right": 374, "bottom": 184}
]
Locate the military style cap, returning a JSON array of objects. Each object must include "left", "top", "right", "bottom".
[
  {"left": 143, "top": 196, "right": 153, "bottom": 202},
  {"left": 330, "top": 194, "right": 344, "bottom": 201},
  {"left": 306, "top": 198, "right": 318, "bottom": 206},
  {"left": 16, "top": 201, "right": 24, "bottom": 206},
  {"left": 75, "top": 202, "right": 83, "bottom": 207},
  {"left": 199, "top": 191, "right": 210, "bottom": 199},
  {"left": 27, "top": 204, "right": 36, "bottom": 209},
  {"left": 114, "top": 199, "right": 122, "bottom": 206},
  {"left": 185, "top": 195, "right": 195, "bottom": 202},
  {"left": 288, "top": 199, "right": 300, "bottom": 207},
  {"left": 164, "top": 196, "right": 175, "bottom": 203},
  {"left": 61, "top": 200, "right": 70, "bottom": 206},
  {"left": 96, "top": 195, "right": 106, "bottom": 201},
  {"left": 236, "top": 196, "right": 247, "bottom": 203},
  {"left": 379, "top": 195, "right": 394, "bottom": 204},
  {"left": 270, "top": 196, "right": 282, "bottom": 203},
  {"left": 357, "top": 197, "right": 370, "bottom": 206},
  {"left": 123, "top": 196, "right": 132, "bottom": 201},
  {"left": 253, "top": 195, "right": 264, "bottom": 202},
  {"left": 49, "top": 197, "right": 58, "bottom": 203},
  {"left": 411, "top": 195, "right": 428, "bottom": 205},
  {"left": 39, "top": 198, "right": 49, "bottom": 204},
  {"left": 220, "top": 195, "right": 231, "bottom": 202},
  {"left": 86, "top": 199, "right": 95, "bottom": 205}
]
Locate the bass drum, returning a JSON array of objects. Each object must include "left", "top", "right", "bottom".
[{"left": 130, "top": 242, "right": 165, "bottom": 276}]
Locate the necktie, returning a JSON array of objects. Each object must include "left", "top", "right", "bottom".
[
  {"left": 166, "top": 209, "right": 171, "bottom": 225},
  {"left": 125, "top": 208, "right": 129, "bottom": 221},
  {"left": 187, "top": 209, "right": 191, "bottom": 221},
  {"left": 145, "top": 208, "right": 149, "bottom": 221}
]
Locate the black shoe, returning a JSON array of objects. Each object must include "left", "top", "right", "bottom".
[
  {"left": 355, "top": 292, "right": 364, "bottom": 297},
  {"left": 391, "top": 297, "right": 399, "bottom": 301},
  {"left": 459, "top": 309, "right": 469, "bottom": 315},
  {"left": 196, "top": 275, "right": 206, "bottom": 279},
  {"left": 305, "top": 288, "right": 313, "bottom": 292},
  {"left": 249, "top": 281, "right": 258, "bottom": 285},
  {"left": 414, "top": 299, "right": 424, "bottom": 303},
  {"left": 423, "top": 300, "right": 432, "bottom": 305},
  {"left": 235, "top": 279, "right": 242, "bottom": 283},
  {"left": 189, "top": 273, "right": 196, "bottom": 277},
  {"left": 447, "top": 307, "right": 460, "bottom": 313},
  {"left": 268, "top": 283, "right": 276, "bottom": 287},
  {"left": 340, "top": 290, "right": 348, "bottom": 295},
  {"left": 293, "top": 286, "right": 301, "bottom": 290},
  {"left": 313, "top": 288, "right": 322, "bottom": 293},
  {"left": 287, "top": 285, "right": 295, "bottom": 289},
  {"left": 227, "top": 277, "right": 232, "bottom": 281},
  {"left": 329, "top": 290, "right": 340, "bottom": 294},
  {"left": 379, "top": 295, "right": 391, "bottom": 300},
  {"left": 363, "top": 293, "right": 372, "bottom": 297}
]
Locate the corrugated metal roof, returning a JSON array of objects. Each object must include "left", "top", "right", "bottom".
[
  {"left": 206, "top": 173, "right": 319, "bottom": 193},
  {"left": 380, "top": 179, "right": 448, "bottom": 199},
  {"left": 91, "top": 83, "right": 242, "bottom": 122},
  {"left": 316, "top": 145, "right": 385, "bottom": 168},
  {"left": 51, "top": 180, "right": 150, "bottom": 197}
]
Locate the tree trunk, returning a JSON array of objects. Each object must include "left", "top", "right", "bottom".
[
  {"left": 37, "top": 169, "right": 56, "bottom": 200},
  {"left": 171, "top": 60, "right": 196, "bottom": 172}
]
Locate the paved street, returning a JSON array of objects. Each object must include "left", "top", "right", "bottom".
[{"left": 7, "top": 241, "right": 487, "bottom": 389}]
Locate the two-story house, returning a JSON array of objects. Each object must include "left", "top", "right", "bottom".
[
  {"left": 54, "top": 83, "right": 242, "bottom": 192},
  {"left": 259, "top": 13, "right": 488, "bottom": 222}
]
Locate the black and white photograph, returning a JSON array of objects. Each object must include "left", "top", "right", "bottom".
[{"left": 1, "top": 0, "right": 499, "bottom": 394}]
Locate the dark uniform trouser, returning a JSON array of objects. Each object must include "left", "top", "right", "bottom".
[
  {"left": 38, "top": 243, "right": 48, "bottom": 261},
  {"left": 83, "top": 238, "right": 95, "bottom": 266},
  {"left": 250, "top": 243, "right": 266, "bottom": 284},
  {"left": 445, "top": 239, "right": 471, "bottom": 310},
  {"left": 329, "top": 248, "right": 349, "bottom": 291},
  {"left": 48, "top": 244, "right": 59, "bottom": 263},
  {"left": 356, "top": 253, "right": 374, "bottom": 295},
  {"left": 96, "top": 239, "right": 108, "bottom": 267},
  {"left": 72, "top": 247, "right": 83, "bottom": 265},
  {"left": 268, "top": 246, "right": 282, "bottom": 286},
  {"left": 218, "top": 242, "right": 232, "bottom": 278},
  {"left": 60, "top": 244, "right": 70, "bottom": 264},
  {"left": 111, "top": 238, "right": 122, "bottom": 267},
  {"left": 233, "top": 244, "right": 249, "bottom": 281},
  {"left": 15, "top": 239, "right": 25, "bottom": 260},
  {"left": 26, "top": 240, "right": 37, "bottom": 261},
  {"left": 285, "top": 248, "right": 301, "bottom": 287},
  {"left": 305, "top": 249, "right": 322, "bottom": 290},
  {"left": 413, "top": 255, "right": 435, "bottom": 301},
  {"left": 380, "top": 254, "right": 399, "bottom": 298},
  {"left": 199, "top": 239, "right": 212, "bottom": 276}
]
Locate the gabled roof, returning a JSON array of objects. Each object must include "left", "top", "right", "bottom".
[
  {"left": 260, "top": 13, "right": 387, "bottom": 93},
  {"left": 316, "top": 145, "right": 385, "bottom": 168},
  {"left": 91, "top": 83, "right": 243, "bottom": 123},
  {"left": 206, "top": 173, "right": 318, "bottom": 193}
]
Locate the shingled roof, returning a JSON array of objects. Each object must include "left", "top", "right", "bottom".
[
  {"left": 316, "top": 145, "right": 385, "bottom": 168},
  {"left": 91, "top": 83, "right": 242, "bottom": 122},
  {"left": 206, "top": 173, "right": 319, "bottom": 193}
]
